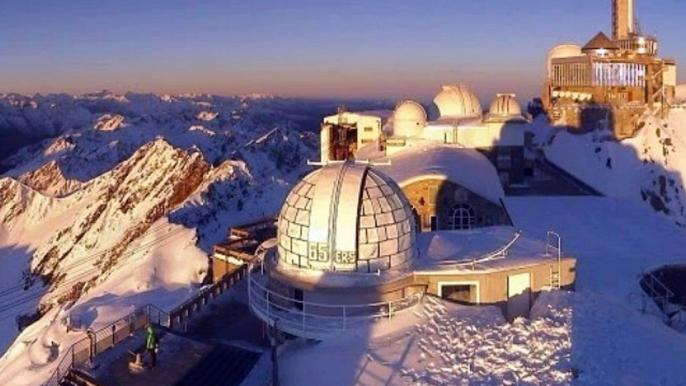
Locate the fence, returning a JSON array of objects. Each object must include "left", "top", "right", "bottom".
[
  {"left": 44, "top": 304, "right": 167, "bottom": 386},
  {"left": 168, "top": 263, "right": 250, "bottom": 330},
  {"left": 248, "top": 271, "right": 422, "bottom": 340},
  {"left": 44, "top": 264, "right": 251, "bottom": 386}
]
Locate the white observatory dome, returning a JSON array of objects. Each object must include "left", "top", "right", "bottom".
[
  {"left": 547, "top": 44, "right": 582, "bottom": 78},
  {"left": 277, "top": 161, "right": 417, "bottom": 274},
  {"left": 392, "top": 100, "right": 427, "bottom": 137},
  {"left": 433, "top": 84, "right": 483, "bottom": 120},
  {"left": 488, "top": 94, "right": 522, "bottom": 117}
]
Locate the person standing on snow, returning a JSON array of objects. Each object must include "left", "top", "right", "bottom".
[{"left": 145, "top": 323, "right": 159, "bottom": 368}]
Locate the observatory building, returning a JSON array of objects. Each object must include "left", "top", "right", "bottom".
[
  {"left": 245, "top": 99, "right": 577, "bottom": 337},
  {"left": 320, "top": 84, "right": 530, "bottom": 187},
  {"left": 246, "top": 160, "right": 575, "bottom": 339},
  {"left": 543, "top": 0, "right": 678, "bottom": 139}
]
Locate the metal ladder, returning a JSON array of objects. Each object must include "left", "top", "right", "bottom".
[{"left": 546, "top": 231, "right": 562, "bottom": 290}]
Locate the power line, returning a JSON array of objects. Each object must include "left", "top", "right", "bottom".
[
  {"left": 0, "top": 225, "right": 192, "bottom": 316},
  {"left": 0, "top": 221, "right": 181, "bottom": 299}
]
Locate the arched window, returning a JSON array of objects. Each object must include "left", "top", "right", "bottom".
[{"left": 449, "top": 204, "right": 475, "bottom": 230}]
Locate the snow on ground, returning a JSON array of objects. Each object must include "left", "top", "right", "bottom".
[
  {"left": 0, "top": 219, "right": 207, "bottom": 386},
  {"left": 507, "top": 196, "right": 686, "bottom": 386},
  {"left": 278, "top": 196, "right": 686, "bottom": 386},
  {"left": 280, "top": 294, "right": 571, "bottom": 386},
  {"left": 543, "top": 110, "right": 686, "bottom": 224}
]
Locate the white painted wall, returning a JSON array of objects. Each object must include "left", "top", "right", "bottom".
[{"left": 507, "top": 272, "right": 531, "bottom": 320}]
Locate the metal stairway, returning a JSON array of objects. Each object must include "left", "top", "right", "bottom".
[{"left": 546, "top": 231, "right": 562, "bottom": 290}]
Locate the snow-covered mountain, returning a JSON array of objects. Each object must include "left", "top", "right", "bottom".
[
  {"left": 531, "top": 109, "right": 686, "bottom": 226},
  {"left": 0, "top": 91, "right": 391, "bottom": 384}
]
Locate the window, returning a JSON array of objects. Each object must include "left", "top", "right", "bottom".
[
  {"left": 448, "top": 204, "right": 475, "bottom": 230},
  {"left": 364, "top": 126, "right": 374, "bottom": 132}
]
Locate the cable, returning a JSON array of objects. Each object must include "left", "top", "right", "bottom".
[
  {"left": 0, "top": 225, "right": 190, "bottom": 315},
  {"left": 0, "top": 220, "right": 180, "bottom": 299}
]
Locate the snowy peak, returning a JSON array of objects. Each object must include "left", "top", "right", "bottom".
[{"left": 3, "top": 138, "right": 211, "bottom": 307}]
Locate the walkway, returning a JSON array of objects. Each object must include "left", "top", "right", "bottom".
[{"left": 505, "top": 151, "right": 602, "bottom": 196}]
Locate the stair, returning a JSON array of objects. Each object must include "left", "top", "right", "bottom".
[
  {"left": 59, "top": 369, "right": 103, "bottom": 386},
  {"left": 549, "top": 266, "right": 561, "bottom": 290},
  {"left": 174, "top": 344, "right": 262, "bottom": 386}
]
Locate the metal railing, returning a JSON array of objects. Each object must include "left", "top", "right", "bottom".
[
  {"left": 44, "top": 264, "right": 252, "bottom": 386},
  {"left": 640, "top": 271, "right": 674, "bottom": 316},
  {"left": 247, "top": 270, "right": 422, "bottom": 339},
  {"left": 168, "top": 263, "right": 249, "bottom": 330},
  {"left": 44, "top": 304, "right": 168, "bottom": 386},
  {"left": 545, "top": 231, "right": 562, "bottom": 290}
]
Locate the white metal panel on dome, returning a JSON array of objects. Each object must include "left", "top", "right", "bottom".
[
  {"left": 433, "top": 84, "right": 483, "bottom": 120},
  {"left": 393, "top": 100, "right": 427, "bottom": 138},
  {"left": 309, "top": 166, "right": 339, "bottom": 246},
  {"left": 334, "top": 164, "right": 366, "bottom": 258},
  {"left": 488, "top": 94, "right": 522, "bottom": 118},
  {"left": 276, "top": 161, "right": 417, "bottom": 273}
]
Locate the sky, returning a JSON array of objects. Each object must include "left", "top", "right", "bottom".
[{"left": 0, "top": 0, "right": 684, "bottom": 103}]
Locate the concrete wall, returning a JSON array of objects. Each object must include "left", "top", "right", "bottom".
[
  {"left": 415, "top": 256, "right": 576, "bottom": 319},
  {"left": 401, "top": 179, "right": 510, "bottom": 232},
  {"left": 266, "top": 256, "right": 576, "bottom": 320}
]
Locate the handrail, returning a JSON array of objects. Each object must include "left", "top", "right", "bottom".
[
  {"left": 247, "top": 269, "right": 422, "bottom": 339},
  {"left": 249, "top": 272, "right": 415, "bottom": 310},
  {"left": 45, "top": 264, "right": 250, "bottom": 386},
  {"left": 44, "top": 304, "right": 170, "bottom": 386}
]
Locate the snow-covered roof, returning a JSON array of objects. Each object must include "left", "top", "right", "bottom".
[
  {"left": 412, "top": 226, "right": 566, "bottom": 273},
  {"left": 370, "top": 141, "right": 505, "bottom": 204}
]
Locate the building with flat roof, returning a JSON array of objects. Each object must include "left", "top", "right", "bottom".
[{"left": 542, "top": 0, "right": 678, "bottom": 139}]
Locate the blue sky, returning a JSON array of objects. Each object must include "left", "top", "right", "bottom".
[{"left": 0, "top": 0, "right": 684, "bottom": 102}]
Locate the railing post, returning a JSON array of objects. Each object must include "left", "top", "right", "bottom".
[
  {"left": 301, "top": 304, "right": 306, "bottom": 338},
  {"left": 343, "top": 306, "right": 347, "bottom": 331},
  {"left": 388, "top": 301, "right": 393, "bottom": 320},
  {"left": 248, "top": 269, "right": 252, "bottom": 311},
  {"left": 87, "top": 329, "right": 94, "bottom": 366}
]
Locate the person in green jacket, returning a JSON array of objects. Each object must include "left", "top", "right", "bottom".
[{"left": 145, "top": 323, "right": 158, "bottom": 368}]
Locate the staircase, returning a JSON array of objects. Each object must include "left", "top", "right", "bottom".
[
  {"left": 546, "top": 231, "right": 562, "bottom": 290},
  {"left": 174, "top": 344, "right": 262, "bottom": 386},
  {"left": 59, "top": 370, "right": 102, "bottom": 386},
  {"left": 549, "top": 266, "right": 561, "bottom": 290}
]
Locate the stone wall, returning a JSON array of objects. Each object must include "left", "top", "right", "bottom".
[{"left": 401, "top": 179, "right": 511, "bottom": 232}]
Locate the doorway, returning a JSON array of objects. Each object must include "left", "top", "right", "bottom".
[{"left": 507, "top": 272, "right": 531, "bottom": 321}]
